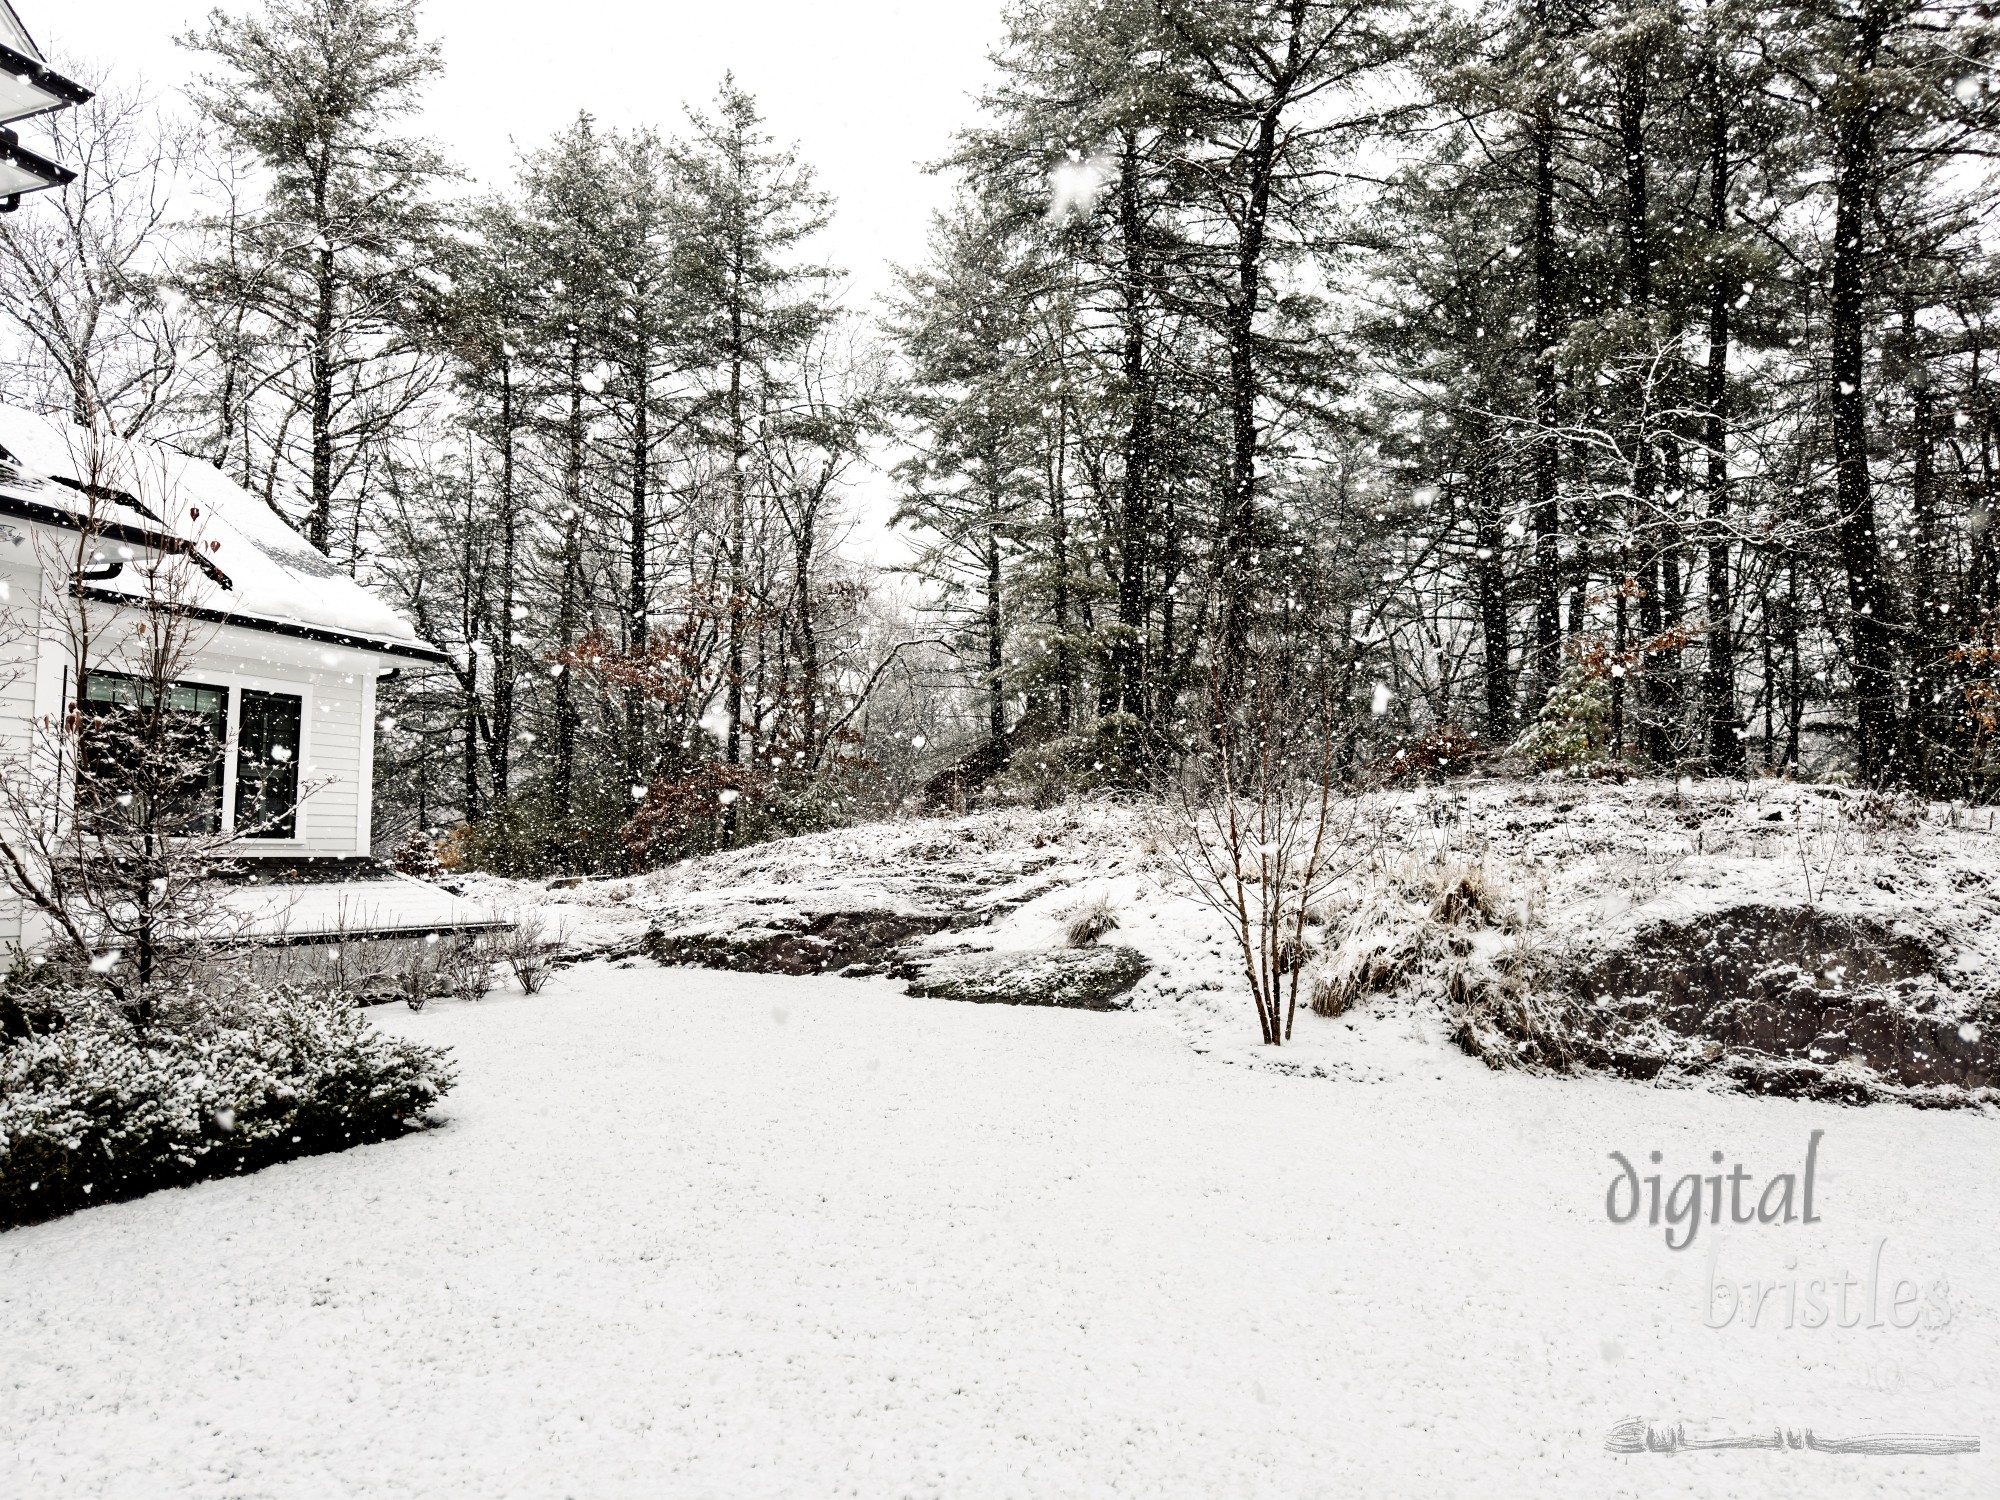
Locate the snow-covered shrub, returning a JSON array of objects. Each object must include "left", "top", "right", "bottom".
[
  {"left": 0, "top": 985, "right": 455, "bottom": 1229},
  {"left": 1307, "top": 853, "right": 1548, "bottom": 1041},
  {"left": 450, "top": 793, "right": 571, "bottom": 877},
  {"left": 1307, "top": 887, "right": 1423, "bottom": 1017},
  {"left": 451, "top": 787, "right": 635, "bottom": 877},
  {"left": 1375, "top": 858, "right": 1580, "bottom": 1069},
  {"left": 1369, "top": 723, "right": 1484, "bottom": 785},
  {"left": 394, "top": 828, "right": 446, "bottom": 877},
  {"left": 1300, "top": 959, "right": 1364, "bottom": 1019},
  {"left": 232, "top": 931, "right": 491, "bottom": 1008},
  {"left": 1844, "top": 788, "right": 1925, "bottom": 830},
  {"left": 1445, "top": 964, "right": 1588, "bottom": 1073},
  {"left": 440, "top": 935, "right": 497, "bottom": 1002},
  {"left": 623, "top": 763, "right": 843, "bottom": 868},
  {"left": 987, "top": 723, "right": 1132, "bottom": 809},
  {"left": 396, "top": 933, "right": 495, "bottom": 1010}
]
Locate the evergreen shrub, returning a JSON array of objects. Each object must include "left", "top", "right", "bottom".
[{"left": 1, "top": 984, "right": 455, "bottom": 1230}]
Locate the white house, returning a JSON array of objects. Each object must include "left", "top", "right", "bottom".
[{"left": 0, "top": 404, "right": 480, "bottom": 949}]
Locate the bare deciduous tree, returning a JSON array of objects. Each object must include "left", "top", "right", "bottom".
[
  {"left": 1160, "top": 664, "right": 1364, "bottom": 1045},
  {"left": 0, "top": 58, "right": 196, "bottom": 433}
]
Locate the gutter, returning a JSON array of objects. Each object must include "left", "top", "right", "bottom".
[
  {"left": 0, "top": 41, "right": 94, "bottom": 120},
  {"left": 0, "top": 487, "right": 234, "bottom": 587}
]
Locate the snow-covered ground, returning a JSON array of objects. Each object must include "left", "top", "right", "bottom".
[{"left": 3, "top": 961, "right": 1993, "bottom": 1497}]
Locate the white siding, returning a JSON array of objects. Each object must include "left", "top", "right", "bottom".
[
  {"left": 0, "top": 552, "right": 39, "bottom": 947},
  {"left": 356, "top": 670, "right": 377, "bottom": 852}
]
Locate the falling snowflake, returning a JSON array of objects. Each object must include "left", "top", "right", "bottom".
[{"left": 1047, "top": 153, "right": 1114, "bottom": 222}]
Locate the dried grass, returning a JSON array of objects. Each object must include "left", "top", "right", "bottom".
[
  {"left": 1306, "top": 852, "right": 1547, "bottom": 1037},
  {"left": 1062, "top": 894, "right": 1120, "bottom": 948}
]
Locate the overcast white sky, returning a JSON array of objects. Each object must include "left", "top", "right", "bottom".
[{"left": 40, "top": 0, "right": 1008, "bottom": 307}]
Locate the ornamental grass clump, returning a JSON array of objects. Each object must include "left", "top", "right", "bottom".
[{"left": 0, "top": 982, "right": 455, "bottom": 1231}]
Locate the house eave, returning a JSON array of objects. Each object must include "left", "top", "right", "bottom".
[
  {"left": 72, "top": 584, "right": 452, "bottom": 665},
  {"left": 0, "top": 487, "right": 233, "bottom": 586},
  {"left": 2, "top": 479, "right": 448, "bottom": 664}
]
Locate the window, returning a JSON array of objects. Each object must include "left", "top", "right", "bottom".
[
  {"left": 78, "top": 672, "right": 229, "bottom": 835},
  {"left": 234, "top": 689, "right": 302, "bottom": 838}
]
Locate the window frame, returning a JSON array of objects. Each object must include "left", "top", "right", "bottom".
[
  {"left": 215, "top": 671, "right": 313, "bottom": 845},
  {"left": 71, "top": 667, "right": 315, "bottom": 846},
  {"left": 232, "top": 686, "right": 305, "bottom": 840},
  {"left": 76, "top": 668, "right": 232, "bottom": 837}
]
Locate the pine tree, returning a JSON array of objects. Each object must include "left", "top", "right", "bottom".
[
  {"left": 674, "top": 79, "right": 834, "bottom": 838},
  {"left": 889, "top": 198, "right": 1047, "bottom": 765},
  {"left": 180, "top": 0, "right": 449, "bottom": 556}
]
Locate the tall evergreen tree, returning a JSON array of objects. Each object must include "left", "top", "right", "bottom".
[
  {"left": 674, "top": 79, "right": 834, "bottom": 834},
  {"left": 181, "top": 0, "right": 449, "bottom": 555}
]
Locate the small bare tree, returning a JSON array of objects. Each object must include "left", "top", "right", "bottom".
[
  {"left": 1160, "top": 662, "right": 1365, "bottom": 1046},
  {"left": 0, "top": 422, "right": 303, "bottom": 1018}
]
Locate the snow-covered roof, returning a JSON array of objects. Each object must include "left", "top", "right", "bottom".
[
  {"left": 0, "top": 405, "right": 444, "bottom": 663},
  {"left": 216, "top": 876, "right": 513, "bottom": 943}
]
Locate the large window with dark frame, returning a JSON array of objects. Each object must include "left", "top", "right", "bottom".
[
  {"left": 76, "top": 673, "right": 305, "bottom": 840},
  {"left": 78, "top": 672, "right": 229, "bottom": 836}
]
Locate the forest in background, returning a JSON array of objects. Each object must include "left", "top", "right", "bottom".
[{"left": 5, "top": 0, "right": 2000, "bottom": 875}]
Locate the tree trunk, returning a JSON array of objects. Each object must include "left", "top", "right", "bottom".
[
  {"left": 724, "top": 250, "right": 748, "bottom": 843},
  {"left": 1216, "top": 4, "right": 1307, "bottom": 696},
  {"left": 1702, "top": 32, "right": 1741, "bottom": 773},
  {"left": 1114, "top": 133, "right": 1154, "bottom": 744},
  {"left": 1902, "top": 301, "right": 1941, "bottom": 783},
  {"left": 458, "top": 473, "right": 483, "bottom": 823},
  {"left": 309, "top": 238, "right": 336, "bottom": 551},
  {"left": 1471, "top": 431, "right": 1511, "bottom": 738},
  {"left": 1529, "top": 18, "right": 1563, "bottom": 708},
  {"left": 461, "top": 648, "right": 481, "bottom": 823},
  {"left": 550, "top": 343, "right": 585, "bottom": 837},
  {"left": 1828, "top": 5, "right": 1899, "bottom": 783},
  {"left": 1050, "top": 432, "right": 1074, "bottom": 734},
  {"left": 1786, "top": 555, "right": 1804, "bottom": 768},
  {"left": 986, "top": 522, "right": 1005, "bottom": 757},
  {"left": 1618, "top": 51, "right": 1672, "bottom": 764},
  {"left": 797, "top": 500, "right": 820, "bottom": 766},
  {"left": 491, "top": 359, "right": 518, "bottom": 796},
  {"left": 626, "top": 363, "right": 650, "bottom": 812}
]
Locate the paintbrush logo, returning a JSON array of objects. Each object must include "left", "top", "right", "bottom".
[{"left": 1606, "top": 1418, "right": 1979, "bottom": 1456}]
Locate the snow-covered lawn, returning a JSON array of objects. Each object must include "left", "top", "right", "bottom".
[{"left": 3, "top": 961, "right": 1993, "bottom": 1497}]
